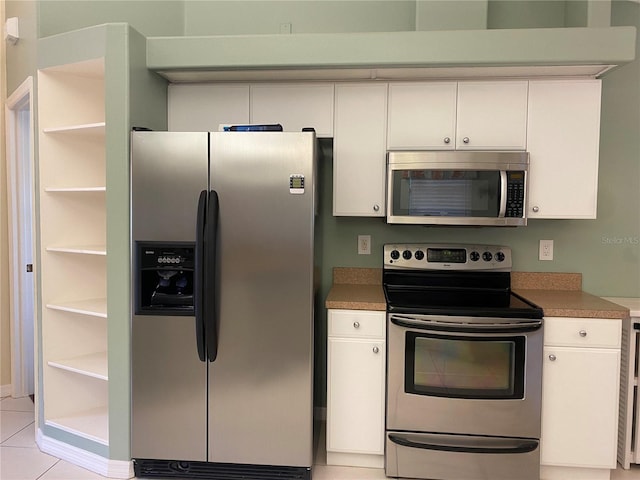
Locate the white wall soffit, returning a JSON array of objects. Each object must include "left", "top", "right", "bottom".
[{"left": 147, "top": 27, "right": 636, "bottom": 83}]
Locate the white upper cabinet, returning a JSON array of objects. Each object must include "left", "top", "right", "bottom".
[
  {"left": 168, "top": 84, "right": 250, "bottom": 131},
  {"left": 455, "top": 81, "right": 528, "bottom": 150},
  {"left": 526, "top": 79, "right": 602, "bottom": 219},
  {"left": 387, "top": 81, "right": 528, "bottom": 151},
  {"left": 250, "top": 84, "right": 334, "bottom": 137},
  {"left": 333, "top": 83, "right": 388, "bottom": 217},
  {"left": 387, "top": 82, "right": 457, "bottom": 149},
  {"left": 168, "top": 83, "right": 334, "bottom": 136}
]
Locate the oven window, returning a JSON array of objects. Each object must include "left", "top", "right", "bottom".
[
  {"left": 390, "top": 169, "right": 500, "bottom": 218},
  {"left": 405, "top": 333, "right": 525, "bottom": 399}
]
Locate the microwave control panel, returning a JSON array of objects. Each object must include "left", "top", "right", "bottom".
[{"left": 505, "top": 171, "right": 526, "bottom": 218}]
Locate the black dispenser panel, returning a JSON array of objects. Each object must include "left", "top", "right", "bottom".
[{"left": 136, "top": 242, "right": 195, "bottom": 316}]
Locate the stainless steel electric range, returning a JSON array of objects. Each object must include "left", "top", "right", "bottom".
[{"left": 383, "top": 243, "right": 544, "bottom": 480}]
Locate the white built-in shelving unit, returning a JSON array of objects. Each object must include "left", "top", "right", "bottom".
[{"left": 38, "top": 57, "right": 109, "bottom": 446}]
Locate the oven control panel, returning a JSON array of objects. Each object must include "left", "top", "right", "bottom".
[{"left": 384, "top": 243, "right": 512, "bottom": 270}]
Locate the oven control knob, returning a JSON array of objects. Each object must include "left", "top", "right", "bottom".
[
  {"left": 414, "top": 250, "right": 425, "bottom": 261},
  {"left": 402, "top": 250, "right": 412, "bottom": 260},
  {"left": 390, "top": 250, "right": 400, "bottom": 260},
  {"left": 482, "top": 251, "right": 493, "bottom": 262},
  {"left": 469, "top": 251, "right": 480, "bottom": 262},
  {"left": 495, "top": 251, "right": 505, "bottom": 262}
]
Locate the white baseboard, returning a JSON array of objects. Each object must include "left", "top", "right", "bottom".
[
  {"left": 37, "top": 429, "right": 134, "bottom": 479},
  {"left": 0, "top": 384, "right": 12, "bottom": 397},
  {"left": 540, "top": 465, "right": 611, "bottom": 480}
]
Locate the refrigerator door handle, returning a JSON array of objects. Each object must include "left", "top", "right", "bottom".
[
  {"left": 194, "top": 190, "right": 207, "bottom": 362},
  {"left": 205, "top": 190, "right": 220, "bottom": 362}
]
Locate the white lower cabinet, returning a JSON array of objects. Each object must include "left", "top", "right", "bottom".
[
  {"left": 540, "top": 317, "right": 622, "bottom": 480},
  {"left": 326, "top": 309, "right": 385, "bottom": 468}
]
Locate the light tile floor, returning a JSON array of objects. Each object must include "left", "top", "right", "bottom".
[{"left": 2, "top": 395, "right": 640, "bottom": 479}]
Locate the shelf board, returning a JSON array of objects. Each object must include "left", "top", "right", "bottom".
[
  {"left": 46, "top": 298, "right": 107, "bottom": 318},
  {"left": 42, "top": 122, "right": 105, "bottom": 134},
  {"left": 46, "top": 245, "right": 107, "bottom": 256},
  {"left": 46, "top": 407, "right": 109, "bottom": 446},
  {"left": 48, "top": 351, "right": 108, "bottom": 381},
  {"left": 44, "top": 187, "right": 106, "bottom": 193}
]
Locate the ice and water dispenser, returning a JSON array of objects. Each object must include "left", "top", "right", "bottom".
[{"left": 135, "top": 242, "right": 195, "bottom": 315}]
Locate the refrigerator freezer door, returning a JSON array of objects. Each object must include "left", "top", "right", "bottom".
[
  {"left": 131, "top": 131, "right": 209, "bottom": 242},
  {"left": 207, "top": 132, "right": 316, "bottom": 467},
  {"left": 131, "top": 132, "right": 209, "bottom": 461}
]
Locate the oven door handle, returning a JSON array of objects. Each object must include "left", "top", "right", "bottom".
[
  {"left": 389, "top": 314, "right": 542, "bottom": 334},
  {"left": 388, "top": 433, "right": 539, "bottom": 455}
]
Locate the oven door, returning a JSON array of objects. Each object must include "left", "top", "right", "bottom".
[{"left": 387, "top": 313, "right": 543, "bottom": 439}]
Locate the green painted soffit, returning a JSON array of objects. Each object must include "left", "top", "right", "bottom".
[{"left": 147, "top": 27, "right": 637, "bottom": 74}]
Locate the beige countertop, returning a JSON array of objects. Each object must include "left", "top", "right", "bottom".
[
  {"left": 512, "top": 272, "right": 629, "bottom": 319},
  {"left": 325, "top": 268, "right": 630, "bottom": 319},
  {"left": 602, "top": 297, "right": 640, "bottom": 317},
  {"left": 325, "top": 267, "right": 386, "bottom": 311},
  {"left": 514, "top": 289, "right": 629, "bottom": 319}
]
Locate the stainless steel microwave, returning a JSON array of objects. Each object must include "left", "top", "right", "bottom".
[{"left": 387, "top": 151, "right": 529, "bottom": 226}]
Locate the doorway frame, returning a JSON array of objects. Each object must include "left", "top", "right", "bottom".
[{"left": 5, "top": 75, "right": 37, "bottom": 399}]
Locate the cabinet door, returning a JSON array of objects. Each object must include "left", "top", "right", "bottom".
[
  {"left": 250, "top": 84, "right": 334, "bottom": 137},
  {"left": 327, "top": 337, "right": 385, "bottom": 455},
  {"left": 333, "top": 83, "right": 387, "bottom": 216},
  {"left": 456, "top": 81, "right": 528, "bottom": 150},
  {"left": 387, "top": 82, "right": 457, "bottom": 150},
  {"left": 527, "top": 80, "right": 601, "bottom": 219},
  {"left": 540, "top": 346, "right": 620, "bottom": 468},
  {"left": 168, "top": 84, "right": 250, "bottom": 132}
]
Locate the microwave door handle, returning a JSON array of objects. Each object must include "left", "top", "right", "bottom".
[{"left": 498, "top": 170, "right": 507, "bottom": 218}]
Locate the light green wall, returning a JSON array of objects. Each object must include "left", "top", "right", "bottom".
[
  {"left": 565, "top": 0, "right": 589, "bottom": 27},
  {"left": 183, "top": 0, "right": 416, "bottom": 35},
  {"left": 488, "top": 0, "right": 568, "bottom": 28},
  {"left": 416, "top": 0, "right": 488, "bottom": 30},
  {"left": 5, "top": 0, "right": 37, "bottom": 95},
  {"left": 38, "top": 0, "right": 184, "bottom": 38}
]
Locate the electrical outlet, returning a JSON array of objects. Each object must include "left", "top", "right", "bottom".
[
  {"left": 539, "top": 240, "right": 554, "bottom": 261},
  {"left": 358, "top": 235, "right": 371, "bottom": 255},
  {"left": 280, "top": 23, "right": 292, "bottom": 34}
]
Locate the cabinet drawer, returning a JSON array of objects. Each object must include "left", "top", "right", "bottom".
[
  {"left": 544, "top": 317, "right": 621, "bottom": 348},
  {"left": 328, "top": 310, "right": 385, "bottom": 339}
]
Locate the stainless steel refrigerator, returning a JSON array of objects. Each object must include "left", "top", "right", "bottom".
[{"left": 130, "top": 131, "right": 317, "bottom": 479}]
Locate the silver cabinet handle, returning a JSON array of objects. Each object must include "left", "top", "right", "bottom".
[
  {"left": 373, "top": 346, "right": 380, "bottom": 354},
  {"left": 549, "top": 354, "right": 557, "bottom": 361},
  {"left": 579, "top": 330, "right": 587, "bottom": 337},
  {"left": 532, "top": 206, "right": 540, "bottom": 213},
  {"left": 373, "top": 204, "right": 380, "bottom": 212},
  {"left": 463, "top": 137, "right": 470, "bottom": 144},
  {"left": 353, "top": 321, "right": 360, "bottom": 329},
  {"left": 444, "top": 137, "right": 451, "bottom": 144}
]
